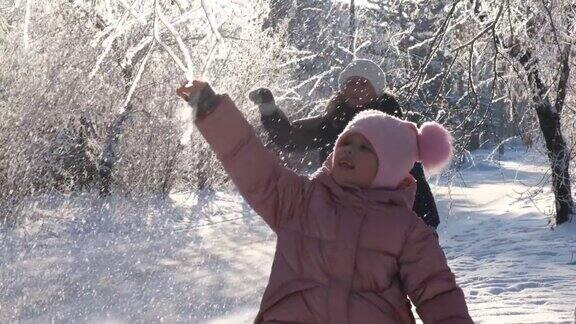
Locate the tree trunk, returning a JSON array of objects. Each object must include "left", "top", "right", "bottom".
[
  {"left": 98, "top": 108, "right": 132, "bottom": 196},
  {"left": 97, "top": 39, "right": 153, "bottom": 197},
  {"left": 535, "top": 100, "right": 573, "bottom": 224},
  {"left": 472, "top": 0, "right": 574, "bottom": 225},
  {"left": 517, "top": 46, "right": 574, "bottom": 225},
  {"left": 349, "top": 0, "right": 356, "bottom": 53},
  {"left": 498, "top": 104, "right": 505, "bottom": 156}
]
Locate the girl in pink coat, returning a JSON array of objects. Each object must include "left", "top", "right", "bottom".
[{"left": 177, "top": 81, "right": 472, "bottom": 324}]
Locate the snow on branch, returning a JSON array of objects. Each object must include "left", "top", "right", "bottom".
[
  {"left": 451, "top": 4, "right": 504, "bottom": 52},
  {"left": 117, "top": 0, "right": 146, "bottom": 25},
  {"left": 336, "top": 44, "right": 354, "bottom": 58},
  {"left": 154, "top": 15, "right": 187, "bottom": 75},
  {"left": 22, "top": 0, "right": 31, "bottom": 50},
  {"left": 277, "top": 54, "right": 318, "bottom": 68},
  {"left": 122, "top": 41, "right": 155, "bottom": 109},
  {"left": 89, "top": 11, "right": 131, "bottom": 80},
  {"left": 402, "top": 0, "right": 463, "bottom": 100},
  {"left": 90, "top": 24, "right": 116, "bottom": 47},
  {"left": 353, "top": 40, "right": 371, "bottom": 56},
  {"left": 200, "top": 38, "right": 221, "bottom": 76},
  {"left": 154, "top": 0, "right": 194, "bottom": 80},
  {"left": 308, "top": 67, "right": 339, "bottom": 97},
  {"left": 282, "top": 66, "right": 340, "bottom": 98},
  {"left": 201, "top": 0, "right": 221, "bottom": 40},
  {"left": 122, "top": 36, "right": 154, "bottom": 70}
]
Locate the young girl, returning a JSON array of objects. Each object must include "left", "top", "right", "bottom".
[{"left": 177, "top": 81, "right": 472, "bottom": 323}]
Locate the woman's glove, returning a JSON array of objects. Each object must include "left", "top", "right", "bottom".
[
  {"left": 176, "top": 80, "right": 221, "bottom": 119},
  {"left": 248, "top": 87, "right": 278, "bottom": 116}
]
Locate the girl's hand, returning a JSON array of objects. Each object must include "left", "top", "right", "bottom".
[
  {"left": 176, "top": 80, "right": 211, "bottom": 105},
  {"left": 176, "top": 80, "right": 219, "bottom": 118}
]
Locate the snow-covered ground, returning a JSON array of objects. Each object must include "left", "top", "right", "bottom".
[{"left": 1, "top": 146, "right": 575, "bottom": 323}]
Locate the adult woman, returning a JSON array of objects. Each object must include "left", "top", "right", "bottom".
[{"left": 249, "top": 59, "right": 441, "bottom": 229}]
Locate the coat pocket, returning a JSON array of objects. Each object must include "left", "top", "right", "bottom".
[
  {"left": 352, "top": 290, "right": 414, "bottom": 324},
  {"left": 256, "top": 280, "right": 322, "bottom": 323}
]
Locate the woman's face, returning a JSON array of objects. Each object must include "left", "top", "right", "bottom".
[
  {"left": 332, "top": 133, "right": 378, "bottom": 188},
  {"left": 343, "top": 76, "right": 377, "bottom": 108}
]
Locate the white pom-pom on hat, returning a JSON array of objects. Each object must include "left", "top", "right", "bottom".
[{"left": 417, "top": 122, "right": 454, "bottom": 175}]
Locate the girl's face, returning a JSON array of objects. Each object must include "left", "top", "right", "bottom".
[
  {"left": 343, "top": 76, "right": 377, "bottom": 108},
  {"left": 332, "top": 133, "right": 378, "bottom": 188}
]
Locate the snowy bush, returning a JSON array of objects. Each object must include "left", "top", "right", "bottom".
[
  {"left": 1, "top": 0, "right": 574, "bottom": 224},
  {"left": 0, "top": 1, "right": 306, "bottom": 223}
]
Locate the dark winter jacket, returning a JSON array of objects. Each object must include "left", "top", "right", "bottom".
[{"left": 260, "top": 93, "right": 441, "bottom": 229}]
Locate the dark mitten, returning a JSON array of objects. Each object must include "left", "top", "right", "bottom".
[
  {"left": 187, "top": 84, "right": 221, "bottom": 119},
  {"left": 248, "top": 87, "right": 275, "bottom": 104},
  {"left": 248, "top": 87, "right": 278, "bottom": 116}
]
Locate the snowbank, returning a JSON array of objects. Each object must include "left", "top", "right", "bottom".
[{"left": 1, "top": 146, "right": 575, "bottom": 323}]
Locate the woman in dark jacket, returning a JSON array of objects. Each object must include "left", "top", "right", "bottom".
[{"left": 249, "top": 59, "right": 441, "bottom": 229}]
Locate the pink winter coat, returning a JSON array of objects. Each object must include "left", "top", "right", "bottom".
[{"left": 195, "top": 95, "right": 473, "bottom": 324}]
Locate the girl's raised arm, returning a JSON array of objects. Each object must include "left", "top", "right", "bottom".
[{"left": 177, "top": 81, "right": 310, "bottom": 232}]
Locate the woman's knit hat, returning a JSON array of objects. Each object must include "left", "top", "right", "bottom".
[
  {"left": 338, "top": 59, "right": 386, "bottom": 97},
  {"left": 333, "top": 110, "right": 453, "bottom": 188}
]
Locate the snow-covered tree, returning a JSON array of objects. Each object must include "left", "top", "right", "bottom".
[{"left": 1, "top": 0, "right": 573, "bottom": 225}]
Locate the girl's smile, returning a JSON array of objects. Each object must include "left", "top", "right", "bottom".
[{"left": 332, "top": 133, "right": 378, "bottom": 188}]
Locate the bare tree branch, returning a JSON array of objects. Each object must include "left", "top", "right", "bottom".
[
  {"left": 117, "top": 0, "right": 147, "bottom": 25},
  {"left": 22, "top": 0, "right": 31, "bottom": 50},
  {"left": 402, "top": 0, "right": 463, "bottom": 100},
  {"left": 200, "top": 0, "right": 221, "bottom": 40},
  {"left": 451, "top": 3, "right": 504, "bottom": 52},
  {"left": 88, "top": 11, "right": 131, "bottom": 79},
  {"left": 540, "top": 0, "right": 561, "bottom": 52},
  {"left": 123, "top": 41, "right": 155, "bottom": 109},
  {"left": 155, "top": 0, "right": 194, "bottom": 79},
  {"left": 554, "top": 44, "right": 571, "bottom": 115}
]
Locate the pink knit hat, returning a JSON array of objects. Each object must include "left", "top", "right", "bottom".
[{"left": 333, "top": 110, "right": 453, "bottom": 189}]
